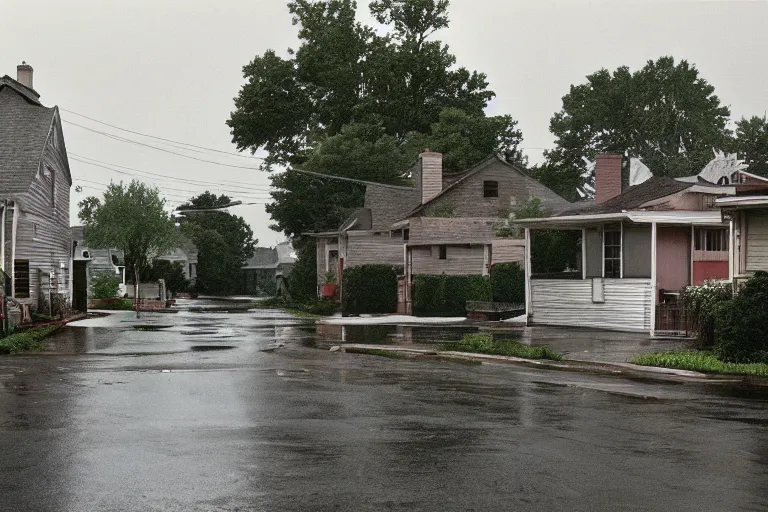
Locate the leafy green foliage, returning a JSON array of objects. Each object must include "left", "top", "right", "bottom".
[
  {"left": 448, "top": 333, "right": 562, "bottom": 360},
  {"left": 412, "top": 274, "right": 491, "bottom": 316},
  {"left": 0, "top": 326, "right": 60, "bottom": 355},
  {"left": 427, "top": 202, "right": 456, "bottom": 218},
  {"left": 633, "top": 351, "right": 768, "bottom": 376},
  {"left": 288, "top": 239, "right": 319, "bottom": 302},
  {"left": 78, "top": 181, "right": 179, "bottom": 282},
  {"left": 91, "top": 271, "right": 121, "bottom": 299},
  {"left": 252, "top": 296, "right": 339, "bottom": 316},
  {"left": 545, "top": 56, "right": 732, "bottom": 195},
  {"left": 228, "top": 0, "right": 520, "bottom": 238},
  {"left": 713, "top": 272, "right": 768, "bottom": 363},
  {"left": 342, "top": 265, "right": 398, "bottom": 314},
  {"left": 502, "top": 197, "right": 581, "bottom": 274},
  {"left": 93, "top": 299, "right": 136, "bottom": 311},
  {"left": 179, "top": 192, "right": 256, "bottom": 296},
  {"left": 680, "top": 281, "right": 732, "bottom": 347},
  {"left": 490, "top": 263, "right": 524, "bottom": 304},
  {"left": 406, "top": 108, "right": 523, "bottom": 172},
  {"left": 733, "top": 115, "right": 768, "bottom": 176},
  {"left": 147, "top": 260, "right": 190, "bottom": 294}
]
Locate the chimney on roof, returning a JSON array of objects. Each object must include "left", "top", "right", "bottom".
[
  {"left": 419, "top": 149, "right": 442, "bottom": 204},
  {"left": 16, "top": 61, "right": 33, "bottom": 90},
  {"left": 595, "top": 154, "right": 622, "bottom": 204}
]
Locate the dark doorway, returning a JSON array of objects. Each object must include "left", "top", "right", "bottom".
[{"left": 72, "top": 261, "right": 88, "bottom": 313}]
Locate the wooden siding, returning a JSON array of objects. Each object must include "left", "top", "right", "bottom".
[
  {"left": 411, "top": 245, "right": 485, "bottom": 275},
  {"left": 344, "top": 233, "right": 403, "bottom": 269},
  {"left": 491, "top": 239, "right": 525, "bottom": 264},
  {"left": 530, "top": 278, "right": 652, "bottom": 332},
  {"left": 12, "top": 133, "right": 71, "bottom": 306},
  {"left": 418, "top": 158, "right": 569, "bottom": 219},
  {"left": 408, "top": 217, "right": 499, "bottom": 245},
  {"left": 746, "top": 212, "right": 768, "bottom": 271}
]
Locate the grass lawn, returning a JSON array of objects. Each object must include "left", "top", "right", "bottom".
[
  {"left": 633, "top": 351, "right": 768, "bottom": 377},
  {"left": 446, "top": 333, "right": 562, "bottom": 361},
  {"left": 0, "top": 326, "right": 61, "bottom": 355}
]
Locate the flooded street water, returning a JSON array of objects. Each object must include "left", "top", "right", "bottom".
[{"left": 1, "top": 300, "right": 767, "bottom": 511}]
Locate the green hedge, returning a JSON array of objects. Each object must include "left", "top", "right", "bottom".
[
  {"left": 342, "top": 265, "right": 398, "bottom": 314},
  {"left": 490, "top": 263, "right": 525, "bottom": 304},
  {"left": 713, "top": 271, "right": 768, "bottom": 363},
  {"left": 413, "top": 274, "right": 491, "bottom": 316}
]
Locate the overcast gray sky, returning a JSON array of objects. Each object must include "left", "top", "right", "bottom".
[{"left": 2, "top": 0, "right": 766, "bottom": 247}]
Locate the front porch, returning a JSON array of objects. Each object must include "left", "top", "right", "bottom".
[{"left": 519, "top": 211, "right": 730, "bottom": 335}]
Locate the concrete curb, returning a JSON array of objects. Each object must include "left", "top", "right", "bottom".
[{"left": 333, "top": 344, "right": 754, "bottom": 384}]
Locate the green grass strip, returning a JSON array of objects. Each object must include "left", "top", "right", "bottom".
[
  {"left": 0, "top": 326, "right": 61, "bottom": 355},
  {"left": 447, "top": 333, "right": 562, "bottom": 361},
  {"left": 632, "top": 351, "right": 768, "bottom": 376}
]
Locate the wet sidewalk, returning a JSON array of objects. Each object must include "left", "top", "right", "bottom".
[{"left": 518, "top": 325, "right": 694, "bottom": 363}]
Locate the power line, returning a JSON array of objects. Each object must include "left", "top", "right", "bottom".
[
  {"left": 69, "top": 153, "right": 273, "bottom": 193},
  {"left": 74, "top": 177, "right": 271, "bottom": 200},
  {"left": 64, "top": 112, "right": 417, "bottom": 190},
  {"left": 61, "top": 108, "right": 263, "bottom": 160},
  {"left": 65, "top": 121, "right": 265, "bottom": 171}
]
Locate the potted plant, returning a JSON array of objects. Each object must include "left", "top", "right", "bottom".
[{"left": 321, "top": 271, "right": 337, "bottom": 298}]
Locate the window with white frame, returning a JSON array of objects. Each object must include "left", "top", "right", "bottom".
[
  {"left": 695, "top": 228, "right": 728, "bottom": 252},
  {"left": 603, "top": 229, "right": 621, "bottom": 278}
]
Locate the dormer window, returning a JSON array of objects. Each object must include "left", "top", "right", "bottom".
[{"left": 483, "top": 181, "right": 499, "bottom": 198}]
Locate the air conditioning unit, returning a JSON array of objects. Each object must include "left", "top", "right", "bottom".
[{"left": 81, "top": 250, "right": 91, "bottom": 259}]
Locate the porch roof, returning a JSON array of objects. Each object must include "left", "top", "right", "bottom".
[
  {"left": 716, "top": 195, "right": 768, "bottom": 209},
  {"left": 514, "top": 210, "right": 726, "bottom": 229}
]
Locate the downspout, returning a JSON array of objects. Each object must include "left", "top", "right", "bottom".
[
  {"left": 1, "top": 200, "right": 6, "bottom": 274},
  {"left": 524, "top": 227, "right": 532, "bottom": 324},
  {"left": 10, "top": 202, "right": 18, "bottom": 298},
  {"left": 650, "top": 222, "right": 657, "bottom": 337}
]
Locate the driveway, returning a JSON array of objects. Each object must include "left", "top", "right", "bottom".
[{"left": 1, "top": 301, "right": 766, "bottom": 511}]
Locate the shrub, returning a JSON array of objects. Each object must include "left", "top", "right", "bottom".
[
  {"left": 0, "top": 326, "right": 60, "bottom": 354},
  {"left": 713, "top": 271, "right": 768, "bottom": 363},
  {"left": 342, "top": 265, "right": 398, "bottom": 314},
  {"left": 148, "top": 260, "right": 190, "bottom": 294},
  {"left": 490, "top": 263, "right": 525, "bottom": 304},
  {"left": 412, "top": 274, "right": 491, "bottom": 316},
  {"left": 95, "top": 299, "right": 135, "bottom": 311},
  {"left": 448, "top": 333, "right": 561, "bottom": 360},
  {"left": 288, "top": 239, "right": 318, "bottom": 302},
  {"left": 92, "top": 271, "right": 121, "bottom": 299},
  {"left": 680, "top": 280, "right": 732, "bottom": 347}
]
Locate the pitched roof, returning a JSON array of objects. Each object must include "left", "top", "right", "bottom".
[
  {"left": 364, "top": 185, "right": 421, "bottom": 230},
  {"left": 556, "top": 176, "right": 693, "bottom": 216},
  {"left": 0, "top": 77, "right": 57, "bottom": 196},
  {"left": 402, "top": 155, "right": 568, "bottom": 219}
]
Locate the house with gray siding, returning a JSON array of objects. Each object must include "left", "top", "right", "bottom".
[
  {"left": 717, "top": 195, "right": 768, "bottom": 288},
  {"left": 310, "top": 150, "right": 568, "bottom": 310},
  {"left": 516, "top": 154, "right": 744, "bottom": 335},
  {"left": 0, "top": 64, "right": 73, "bottom": 314}
]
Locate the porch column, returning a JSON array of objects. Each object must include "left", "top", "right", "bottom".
[
  {"left": 524, "top": 228, "right": 531, "bottom": 324},
  {"left": 650, "top": 222, "right": 657, "bottom": 336},
  {"left": 729, "top": 217, "right": 735, "bottom": 285},
  {"left": 581, "top": 228, "right": 586, "bottom": 279}
]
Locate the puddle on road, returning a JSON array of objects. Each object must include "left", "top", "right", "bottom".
[
  {"left": 133, "top": 325, "right": 173, "bottom": 331},
  {"left": 190, "top": 345, "right": 236, "bottom": 352}
]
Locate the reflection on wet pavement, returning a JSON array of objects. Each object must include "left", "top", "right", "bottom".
[{"left": 1, "top": 299, "right": 766, "bottom": 511}]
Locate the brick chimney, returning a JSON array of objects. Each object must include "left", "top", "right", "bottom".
[
  {"left": 420, "top": 149, "right": 442, "bottom": 204},
  {"left": 16, "top": 61, "right": 33, "bottom": 90},
  {"left": 595, "top": 154, "right": 622, "bottom": 204}
]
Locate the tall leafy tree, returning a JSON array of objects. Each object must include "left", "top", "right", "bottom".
[
  {"left": 78, "top": 180, "right": 179, "bottom": 286},
  {"left": 733, "top": 115, "right": 768, "bottom": 176},
  {"left": 178, "top": 192, "right": 256, "bottom": 295},
  {"left": 544, "top": 56, "right": 732, "bottom": 195}
]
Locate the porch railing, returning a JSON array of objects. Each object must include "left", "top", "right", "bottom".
[{"left": 654, "top": 302, "right": 696, "bottom": 336}]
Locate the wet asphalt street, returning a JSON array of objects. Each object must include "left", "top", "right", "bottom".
[{"left": 1, "top": 303, "right": 767, "bottom": 512}]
